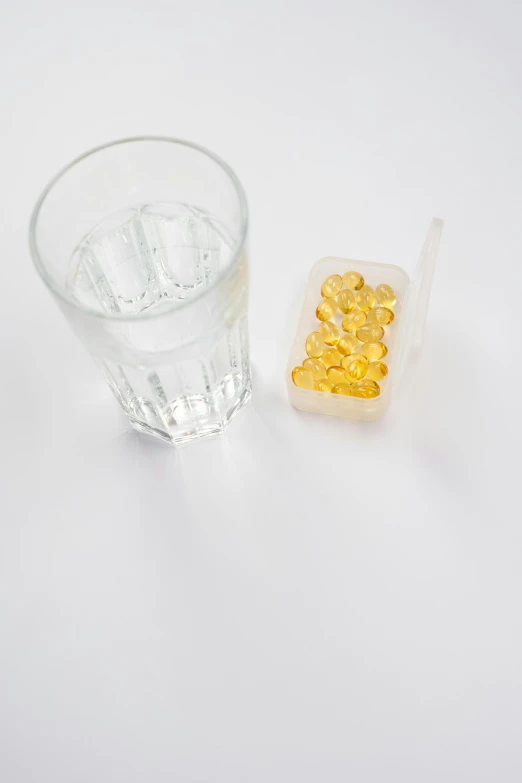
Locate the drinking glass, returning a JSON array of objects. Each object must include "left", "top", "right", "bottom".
[{"left": 30, "top": 137, "right": 251, "bottom": 444}]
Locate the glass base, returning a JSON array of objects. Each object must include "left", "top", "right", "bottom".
[{"left": 128, "top": 382, "right": 251, "bottom": 445}]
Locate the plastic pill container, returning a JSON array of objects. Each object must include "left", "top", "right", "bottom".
[{"left": 286, "top": 219, "right": 444, "bottom": 421}]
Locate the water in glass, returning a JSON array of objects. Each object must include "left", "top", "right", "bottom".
[{"left": 68, "top": 202, "right": 250, "bottom": 443}]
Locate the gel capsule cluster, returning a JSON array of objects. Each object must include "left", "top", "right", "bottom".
[{"left": 292, "top": 273, "right": 396, "bottom": 398}]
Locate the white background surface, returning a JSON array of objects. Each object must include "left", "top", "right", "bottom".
[{"left": 1, "top": 1, "right": 522, "bottom": 781}]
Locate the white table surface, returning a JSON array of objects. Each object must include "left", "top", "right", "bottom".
[{"left": 2, "top": 1, "right": 522, "bottom": 781}]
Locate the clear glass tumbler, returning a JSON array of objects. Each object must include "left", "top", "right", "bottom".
[{"left": 30, "top": 137, "right": 251, "bottom": 444}]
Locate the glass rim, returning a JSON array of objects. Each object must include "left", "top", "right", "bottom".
[{"left": 28, "top": 135, "right": 249, "bottom": 322}]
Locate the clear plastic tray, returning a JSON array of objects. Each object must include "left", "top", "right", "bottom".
[{"left": 286, "top": 219, "right": 444, "bottom": 421}]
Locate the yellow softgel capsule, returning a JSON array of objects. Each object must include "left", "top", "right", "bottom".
[
  {"left": 358, "top": 379, "right": 380, "bottom": 391},
  {"left": 341, "top": 354, "right": 356, "bottom": 370},
  {"left": 355, "top": 285, "right": 376, "bottom": 312},
  {"left": 326, "top": 365, "right": 346, "bottom": 385},
  {"left": 320, "top": 347, "right": 342, "bottom": 368},
  {"left": 366, "top": 306, "right": 394, "bottom": 326},
  {"left": 303, "top": 358, "right": 327, "bottom": 380},
  {"left": 305, "top": 331, "right": 327, "bottom": 358},
  {"left": 332, "top": 383, "right": 352, "bottom": 395},
  {"left": 375, "top": 283, "right": 396, "bottom": 309},
  {"left": 316, "top": 299, "right": 338, "bottom": 321},
  {"left": 365, "top": 361, "right": 388, "bottom": 381},
  {"left": 319, "top": 321, "right": 340, "bottom": 346},
  {"left": 356, "top": 323, "right": 385, "bottom": 343},
  {"left": 314, "top": 378, "right": 334, "bottom": 393},
  {"left": 360, "top": 341, "right": 388, "bottom": 360},
  {"left": 344, "top": 355, "right": 369, "bottom": 381},
  {"left": 341, "top": 310, "right": 366, "bottom": 332},
  {"left": 321, "top": 274, "right": 343, "bottom": 299},
  {"left": 351, "top": 379, "right": 380, "bottom": 398},
  {"left": 336, "top": 289, "right": 356, "bottom": 314},
  {"left": 338, "top": 333, "right": 358, "bottom": 356},
  {"left": 292, "top": 366, "right": 314, "bottom": 389},
  {"left": 342, "top": 271, "right": 364, "bottom": 290}
]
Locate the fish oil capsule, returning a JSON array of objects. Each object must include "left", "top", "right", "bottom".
[
  {"left": 341, "top": 353, "right": 356, "bottom": 370},
  {"left": 375, "top": 283, "right": 396, "bottom": 309},
  {"left": 341, "top": 310, "right": 366, "bottom": 332},
  {"left": 342, "top": 271, "right": 364, "bottom": 290},
  {"left": 320, "top": 347, "right": 342, "bottom": 368},
  {"left": 327, "top": 365, "right": 346, "bottom": 385},
  {"left": 314, "top": 378, "right": 334, "bottom": 393},
  {"left": 338, "top": 333, "right": 358, "bottom": 356},
  {"left": 292, "top": 366, "right": 314, "bottom": 389},
  {"left": 358, "top": 379, "right": 380, "bottom": 391},
  {"left": 319, "top": 321, "right": 340, "bottom": 346},
  {"left": 351, "top": 379, "right": 380, "bottom": 398},
  {"left": 303, "top": 358, "right": 327, "bottom": 380},
  {"left": 316, "top": 298, "right": 338, "bottom": 321},
  {"left": 344, "top": 354, "right": 369, "bottom": 381},
  {"left": 360, "top": 341, "right": 388, "bottom": 360},
  {"left": 305, "top": 331, "right": 326, "bottom": 358},
  {"left": 336, "top": 289, "right": 356, "bottom": 314},
  {"left": 321, "top": 274, "right": 343, "bottom": 298},
  {"left": 366, "top": 306, "right": 394, "bottom": 326},
  {"left": 332, "top": 383, "right": 352, "bottom": 395},
  {"left": 356, "top": 323, "right": 384, "bottom": 343},
  {"left": 365, "top": 361, "right": 388, "bottom": 381},
  {"left": 355, "top": 284, "right": 376, "bottom": 312}
]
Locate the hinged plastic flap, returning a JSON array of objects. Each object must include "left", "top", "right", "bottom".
[{"left": 394, "top": 218, "right": 444, "bottom": 387}]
